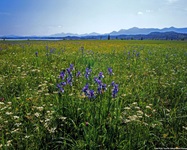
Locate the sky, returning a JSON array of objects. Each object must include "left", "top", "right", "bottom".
[{"left": 0, "top": 0, "right": 187, "bottom": 36}]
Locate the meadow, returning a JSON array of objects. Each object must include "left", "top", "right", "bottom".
[{"left": 0, "top": 40, "right": 187, "bottom": 149}]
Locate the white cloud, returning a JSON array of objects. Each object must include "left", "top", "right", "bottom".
[{"left": 137, "top": 11, "right": 143, "bottom": 15}]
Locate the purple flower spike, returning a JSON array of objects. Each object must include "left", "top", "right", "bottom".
[
  {"left": 82, "top": 83, "right": 89, "bottom": 96},
  {"left": 85, "top": 68, "right": 92, "bottom": 79},
  {"left": 112, "top": 84, "right": 119, "bottom": 98},
  {"left": 35, "top": 51, "right": 38, "bottom": 57},
  {"left": 70, "top": 64, "right": 74, "bottom": 71},
  {"left": 98, "top": 72, "right": 104, "bottom": 79},
  {"left": 61, "top": 82, "right": 66, "bottom": 86},
  {"left": 59, "top": 70, "right": 66, "bottom": 80},
  {"left": 111, "top": 81, "right": 115, "bottom": 87},
  {"left": 57, "top": 84, "right": 65, "bottom": 93},
  {"left": 76, "top": 71, "right": 81, "bottom": 77},
  {"left": 97, "top": 85, "right": 102, "bottom": 94},
  {"left": 67, "top": 77, "right": 72, "bottom": 86},
  {"left": 88, "top": 90, "right": 95, "bottom": 99},
  {"left": 108, "top": 68, "right": 113, "bottom": 75},
  {"left": 102, "top": 84, "right": 107, "bottom": 91}
]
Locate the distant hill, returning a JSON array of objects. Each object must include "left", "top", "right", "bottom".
[
  {"left": 1, "top": 27, "right": 187, "bottom": 40},
  {"left": 110, "top": 27, "right": 187, "bottom": 35}
]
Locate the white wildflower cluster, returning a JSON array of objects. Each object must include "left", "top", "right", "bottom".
[{"left": 121, "top": 102, "right": 157, "bottom": 126}]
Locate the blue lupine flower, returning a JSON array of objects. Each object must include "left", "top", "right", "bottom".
[
  {"left": 59, "top": 70, "right": 66, "bottom": 80},
  {"left": 112, "top": 84, "right": 119, "bottom": 98},
  {"left": 69, "top": 64, "right": 74, "bottom": 71},
  {"left": 98, "top": 72, "right": 104, "bottom": 79},
  {"left": 82, "top": 83, "right": 89, "bottom": 96},
  {"left": 88, "top": 90, "right": 95, "bottom": 99},
  {"left": 35, "top": 51, "right": 38, "bottom": 57},
  {"left": 108, "top": 68, "right": 113, "bottom": 75},
  {"left": 76, "top": 71, "right": 81, "bottom": 77},
  {"left": 66, "top": 77, "right": 73, "bottom": 86},
  {"left": 111, "top": 81, "right": 115, "bottom": 87},
  {"left": 94, "top": 77, "right": 102, "bottom": 85},
  {"left": 97, "top": 85, "right": 102, "bottom": 94},
  {"left": 60, "top": 82, "right": 66, "bottom": 86},
  {"left": 85, "top": 68, "right": 92, "bottom": 79},
  {"left": 102, "top": 84, "right": 107, "bottom": 91},
  {"left": 57, "top": 83, "right": 65, "bottom": 93}
]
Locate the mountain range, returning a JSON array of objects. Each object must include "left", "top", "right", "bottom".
[
  {"left": 1, "top": 27, "right": 187, "bottom": 40},
  {"left": 51, "top": 27, "right": 187, "bottom": 37}
]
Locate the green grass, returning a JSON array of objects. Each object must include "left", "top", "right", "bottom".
[{"left": 0, "top": 40, "right": 187, "bottom": 149}]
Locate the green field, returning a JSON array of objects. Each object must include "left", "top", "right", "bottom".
[{"left": 0, "top": 40, "right": 187, "bottom": 149}]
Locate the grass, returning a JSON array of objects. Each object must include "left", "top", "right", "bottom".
[{"left": 0, "top": 40, "right": 187, "bottom": 149}]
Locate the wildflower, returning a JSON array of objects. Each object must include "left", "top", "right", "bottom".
[
  {"left": 111, "top": 81, "right": 115, "bottom": 87},
  {"left": 102, "top": 84, "right": 107, "bottom": 91},
  {"left": 82, "top": 83, "right": 89, "bottom": 96},
  {"left": 98, "top": 72, "right": 104, "bottom": 79},
  {"left": 88, "top": 90, "right": 95, "bottom": 99},
  {"left": 66, "top": 77, "right": 72, "bottom": 86},
  {"left": 85, "top": 122, "right": 89, "bottom": 126},
  {"left": 35, "top": 51, "right": 38, "bottom": 57},
  {"left": 97, "top": 85, "right": 102, "bottom": 94},
  {"left": 76, "top": 71, "right": 81, "bottom": 77},
  {"left": 57, "top": 82, "right": 66, "bottom": 93},
  {"left": 59, "top": 70, "right": 66, "bottom": 80},
  {"left": 69, "top": 64, "right": 74, "bottom": 71},
  {"left": 112, "top": 83, "right": 119, "bottom": 98},
  {"left": 66, "top": 68, "right": 72, "bottom": 77},
  {"left": 94, "top": 77, "right": 102, "bottom": 85},
  {"left": 85, "top": 68, "right": 92, "bottom": 79},
  {"left": 108, "top": 68, "right": 113, "bottom": 75},
  {"left": 34, "top": 112, "right": 40, "bottom": 117}
]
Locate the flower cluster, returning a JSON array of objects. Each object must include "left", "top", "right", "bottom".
[
  {"left": 82, "top": 83, "right": 95, "bottom": 99},
  {"left": 57, "top": 65, "right": 118, "bottom": 99},
  {"left": 57, "top": 64, "right": 80, "bottom": 93}
]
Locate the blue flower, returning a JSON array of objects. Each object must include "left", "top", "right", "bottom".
[
  {"left": 111, "top": 81, "right": 115, "bottom": 87},
  {"left": 59, "top": 70, "right": 66, "bottom": 80},
  {"left": 35, "top": 51, "right": 38, "bottom": 57},
  {"left": 66, "top": 77, "right": 72, "bottom": 86},
  {"left": 108, "top": 68, "right": 113, "bottom": 75},
  {"left": 76, "top": 71, "right": 81, "bottom": 77},
  {"left": 88, "top": 90, "right": 95, "bottom": 99},
  {"left": 57, "top": 83, "right": 66, "bottom": 93},
  {"left": 82, "top": 83, "right": 89, "bottom": 96},
  {"left": 112, "top": 84, "right": 119, "bottom": 98},
  {"left": 98, "top": 72, "right": 104, "bottom": 79},
  {"left": 69, "top": 64, "right": 74, "bottom": 71},
  {"left": 85, "top": 68, "right": 92, "bottom": 79}
]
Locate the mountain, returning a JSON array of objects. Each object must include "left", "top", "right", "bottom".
[
  {"left": 110, "top": 27, "right": 187, "bottom": 35},
  {"left": 51, "top": 32, "right": 100, "bottom": 37},
  {"left": 1, "top": 27, "right": 187, "bottom": 40}
]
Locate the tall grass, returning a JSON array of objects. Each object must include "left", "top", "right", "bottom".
[{"left": 0, "top": 40, "right": 187, "bottom": 149}]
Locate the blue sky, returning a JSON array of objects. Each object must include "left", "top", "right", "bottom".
[{"left": 0, "top": 0, "right": 187, "bottom": 36}]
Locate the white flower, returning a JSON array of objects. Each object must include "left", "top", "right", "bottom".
[
  {"left": 0, "top": 102, "right": 4, "bottom": 105},
  {"left": 6, "top": 112, "right": 13, "bottom": 115},
  {"left": 13, "top": 116, "right": 19, "bottom": 119},
  {"left": 124, "top": 107, "right": 131, "bottom": 110},
  {"left": 15, "top": 123, "right": 22, "bottom": 127},
  {"left": 137, "top": 110, "right": 143, "bottom": 115},
  {"left": 146, "top": 106, "right": 152, "bottom": 109},
  {"left": 34, "top": 112, "right": 40, "bottom": 117}
]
